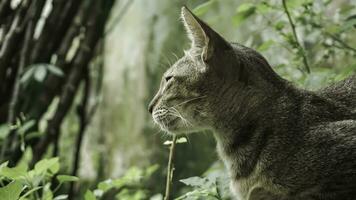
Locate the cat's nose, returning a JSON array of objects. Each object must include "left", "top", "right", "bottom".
[{"left": 148, "top": 93, "right": 161, "bottom": 114}]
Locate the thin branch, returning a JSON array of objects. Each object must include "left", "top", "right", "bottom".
[
  {"left": 325, "top": 32, "right": 356, "bottom": 53},
  {"left": 0, "top": 0, "right": 37, "bottom": 162},
  {"left": 31, "top": 0, "right": 115, "bottom": 164},
  {"left": 68, "top": 68, "right": 90, "bottom": 200},
  {"left": 164, "top": 135, "right": 178, "bottom": 200},
  {"left": 30, "top": 0, "right": 84, "bottom": 63},
  {"left": 0, "top": 0, "right": 33, "bottom": 85},
  {"left": 282, "top": 0, "right": 311, "bottom": 73}
]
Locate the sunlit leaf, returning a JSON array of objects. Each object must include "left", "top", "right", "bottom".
[
  {"left": 20, "top": 67, "right": 36, "bottom": 83},
  {"left": 0, "top": 181, "right": 23, "bottom": 200},
  {"left": 0, "top": 124, "right": 10, "bottom": 140},
  {"left": 180, "top": 176, "right": 208, "bottom": 187},
  {"left": 57, "top": 175, "right": 79, "bottom": 183},
  {"left": 34, "top": 65, "right": 47, "bottom": 82},
  {"left": 84, "top": 190, "right": 96, "bottom": 200},
  {"left": 0, "top": 162, "right": 28, "bottom": 180},
  {"left": 236, "top": 3, "right": 255, "bottom": 13},
  {"left": 256, "top": 2, "right": 271, "bottom": 14},
  {"left": 257, "top": 40, "right": 275, "bottom": 51},
  {"left": 19, "top": 186, "right": 42, "bottom": 200},
  {"left": 17, "top": 120, "right": 36, "bottom": 136},
  {"left": 176, "top": 137, "right": 188, "bottom": 144},
  {"left": 233, "top": 3, "right": 256, "bottom": 26},
  {"left": 33, "top": 157, "right": 59, "bottom": 175},
  {"left": 98, "top": 179, "right": 114, "bottom": 192},
  {"left": 53, "top": 195, "right": 68, "bottom": 200},
  {"left": 46, "top": 64, "right": 64, "bottom": 77},
  {"left": 42, "top": 183, "right": 53, "bottom": 200},
  {"left": 341, "top": 18, "right": 356, "bottom": 32},
  {"left": 193, "top": 0, "right": 216, "bottom": 16}
]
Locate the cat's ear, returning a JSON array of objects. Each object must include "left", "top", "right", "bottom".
[{"left": 181, "top": 6, "right": 230, "bottom": 62}]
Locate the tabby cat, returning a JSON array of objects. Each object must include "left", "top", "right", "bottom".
[{"left": 148, "top": 6, "right": 356, "bottom": 200}]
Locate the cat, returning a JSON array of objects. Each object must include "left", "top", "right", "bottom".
[{"left": 148, "top": 6, "right": 356, "bottom": 200}]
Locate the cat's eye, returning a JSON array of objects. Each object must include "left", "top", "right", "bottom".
[{"left": 165, "top": 75, "right": 173, "bottom": 82}]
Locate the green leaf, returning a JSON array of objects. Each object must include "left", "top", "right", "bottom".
[
  {"left": 17, "top": 120, "right": 36, "bottom": 136},
  {"left": 274, "top": 21, "right": 285, "bottom": 31},
  {"left": 341, "top": 18, "right": 356, "bottom": 32},
  {"left": 176, "top": 137, "right": 187, "bottom": 144},
  {"left": 98, "top": 179, "right": 114, "bottom": 192},
  {"left": 233, "top": 3, "right": 256, "bottom": 26},
  {"left": 19, "top": 186, "right": 42, "bottom": 200},
  {"left": 20, "top": 67, "right": 36, "bottom": 83},
  {"left": 42, "top": 183, "right": 53, "bottom": 200},
  {"left": 0, "top": 162, "right": 28, "bottom": 180},
  {"left": 46, "top": 65, "right": 64, "bottom": 77},
  {"left": 57, "top": 175, "right": 79, "bottom": 183},
  {"left": 53, "top": 195, "right": 68, "bottom": 200},
  {"left": 180, "top": 176, "right": 208, "bottom": 187},
  {"left": 34, "top": 65, "right": 47, "bottom": 82},
  {"left": 164, "top": 137, "right": 187, "bottom": 145},
  {"left": 33, "top": 157, "right": 59, "bottom": 175},
  {"left": 0, "top": 124, "right": 10, "bottom": 140},
  {"left": 257, "top": 40, "right": 275, "bottom": 51},
  {"left": 325, "top": 24, "right": 341, "bottom": 34},
  {"left": 193, "top": 0, "right": 216, "bottom": 16},
  {"left": 0, "top": 181, "right": 23, "bottom": 200},
  {"left": 84, "top": 190, "right": 96, "bottom": 200},
  {"left": 256, "top": 2, "right": 271, "bottom": 14},
  {"left": 0, "top": 161, "right": 9, "bottom": 171},
  {"left": 236, "top": 3, "right": 255, "bottom": 13},
  {"left": 25, "top": 131, "right": 43, "bottom": 140}
]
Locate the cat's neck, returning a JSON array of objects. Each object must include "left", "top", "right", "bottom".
[{"left": 210, "top": 74, "right": 296, "bottom": 179}]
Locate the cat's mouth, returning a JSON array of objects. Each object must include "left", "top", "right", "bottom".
[{"left": 152, "top": 108, "right": 184, "bottom": 133}]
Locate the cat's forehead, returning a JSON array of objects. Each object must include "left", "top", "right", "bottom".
[{"left": 164, "top": 56, "right": 197, "bottom": 76}]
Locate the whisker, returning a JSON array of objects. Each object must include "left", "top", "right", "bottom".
[
  {"left": 171, "top": 52, "right": 180, "bottom": 61},
  {"left": 169, "top": 107, "right": 192, "bottom": 127}
]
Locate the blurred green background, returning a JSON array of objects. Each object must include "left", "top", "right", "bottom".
[{"left": 0, "top": 0, "right": 355, "bottom": 199}]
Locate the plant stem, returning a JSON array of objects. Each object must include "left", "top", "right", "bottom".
[
  {"left": 282, "top": 0, "right": 311, "bottom": 73},
  {"left": 164, "top": 135, "right": 178, "bottom": 200},
  {"left": 325, "top": 32, "right": 356, "bottom": 53}
]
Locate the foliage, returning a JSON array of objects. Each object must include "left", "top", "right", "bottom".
[
  {"left": 176, "top": 163, "right": 231, "bottom": 200},
  {"left": 0, "top": 157, "right": 72, "bottom": 200},
  {"left": 0, "top": 158, "right": 160, "bottom": 200}
]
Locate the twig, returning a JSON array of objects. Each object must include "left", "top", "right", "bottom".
[
  {"left": 0, "top": 3, "right": 36, "bottom": 162},
  {"left": 164, "top": 135, "right": 178, "bottom": 200},
  {"left": 68, "top": 68, "right": 90, "bottom": 200},
  {"left": 325, "top": 32, "right": 356, "bottom": 53},
  {"left": 282, "top": 0, "right": 311, "bottom": 73},
  {"left": 31, "top": 0, "right": 115, "bottom": 164}
]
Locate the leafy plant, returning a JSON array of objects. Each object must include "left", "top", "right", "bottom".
[
  {"left": 84, "top": 164, "right": 160, "bottom": 200},
  {"left": 0, "top": 157, "right": 78, "bottom": 200}
]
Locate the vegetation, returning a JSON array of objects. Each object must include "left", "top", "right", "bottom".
[{"left": 0, "top": 0, "right": 354, "bottom": 199}]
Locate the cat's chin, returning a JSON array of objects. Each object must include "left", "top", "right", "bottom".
[{"left": 156, "top": 117, "right": 193, "bottom": 135}]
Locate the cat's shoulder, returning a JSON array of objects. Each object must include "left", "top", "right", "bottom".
[{"left": 308, "top": 119, "right": 356, "bottom": 142}]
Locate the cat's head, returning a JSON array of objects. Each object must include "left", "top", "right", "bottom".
[{"left": 148, "top": 6, "right": 270, "bottom": 134}]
